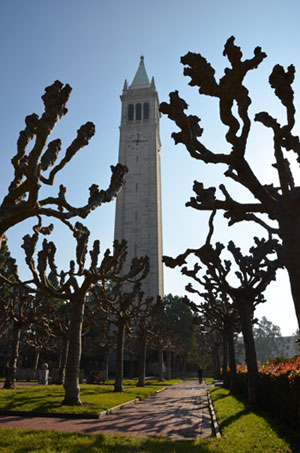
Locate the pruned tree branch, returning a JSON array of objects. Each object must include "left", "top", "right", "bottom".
[{"left": 0, "top": 81, "right": 128, "bottom": 247}]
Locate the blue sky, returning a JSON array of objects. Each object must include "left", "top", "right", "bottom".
[{"left": 1, "top": 0, "right": 300, "bottom": 335}]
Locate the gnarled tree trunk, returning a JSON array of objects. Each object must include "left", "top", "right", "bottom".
[
  {"left": 238, "top": 299, "right": 259, "bottom": 407},
  {"left": 102, "top": 346, "right": 109, "bottom": 382},
  {"left": 166, "top": 350, "right": 172, "bottom": 380},
  {"left": 222, "top": 332, "right": 229, "bottom": 388},
  {"left": 137, "top": 338, "right": 147, "bottom": 387},
  {"left": 212, "top": 346, "right": 221, "bottom": 379},
  {"left": 33, "top": 349, "right": 40, "bottom": 370},
  {"left": 63, "top": 297, "right": 85, "bottom": 405},
  {"left": 114, "top": 322, "right": 125, "bottom": 392},
  {"left": 158, "top": 347, "right": 164, "bottom": 381},
  {"left": 181, "top": 357, "right": 186, "bottom": 379},
  {"left": 3, "top": 323, "right": 21, "bottom": 389},
  {"left": 227, "top": 326, "right": 237, "bottom": 393},
  {"left": 128, "top": 353, "right": 134, "bottom": 379},
  {"left": 58, "top": 337, "right": 69, "bottom": 385},
  {"left": 280, "top": 220, "right": 300, "bottom": 331}
]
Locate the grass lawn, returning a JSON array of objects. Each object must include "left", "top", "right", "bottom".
[
  {"left": 0, "top": 386, "right": 297, "bottom": 452},
  {"left": 183, "top": 377, "right": 214, "bottom": 385},
  {"left": 0, "top": 379, "right": 180, "bottom": 415},
  {"left": 207, "top": 387, "right": 297, "bottom": 452},
  {"left": 204, "top": 377, "right": 214, "bottom": 385}
]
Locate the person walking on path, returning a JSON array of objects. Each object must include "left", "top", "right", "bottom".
[{"left": 197, "top": 367, "right": 203, "bottom": 384}]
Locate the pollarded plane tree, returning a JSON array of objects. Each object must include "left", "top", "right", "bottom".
[
  {"left": 43, "top": 298, "right": 93, "bottom": 385},
  {"left": 22, "top": 325, "right": 58, "bottom": 371},
  {"left": 164, "top": 332, "right": 188, "bottom": 379},
  {"left": 0, "top": 223, "right": 148, "bottom": 405},
  {"left": 81, "top": 308, "right": 114, "bottom": 383},
  {"left": 128, "top": 296, "right": 164, "bottom": 387},
  {"left": 0, "top": 287, "right": 51, "bottom": 389},
  {"left": 160, "top": 37, "right": 300, "bottom": 329},
  {"left": 82, "top": 293, "right": 125, "bottom": 383},
  {"left": 0, "top": 80, "right": 128, "bottom": 387},
  {"left": 145, "top": 300, "right": 184, "bottom": 381},
  {"left": 187, "top": 301, "right": 223, "bottom": 380},
  {"left": 123, "top": 337, "right": 137, "bottom": 380},
  {"left": 46, "top": 302, "right": 71, "bottom": 385},
  {"left": 0, "top": 245, "right": 50, "bottom": 389},
  {"left": 0, "top": 80, "right": 127, "bottom": 248},
  {"left": 165, "top": 234, "right": 281, "bottom": 405},
  {"left": 162, "top": 294, "right": 196, "bottom": 379},
  {"left": 185, "top": 285, "right": 240, "bottom": 391},
  {"left": 91, "top": 269, "right": 149, "bottom": 393},
  {"left": 20, "top": 276, "right": 73, "bottom": 381},
  {"left": 195, "top": 327, "right": 222, "bottom": 380},
  {"left": 0, "top": 243, "right": 18, "bottom": 336}
]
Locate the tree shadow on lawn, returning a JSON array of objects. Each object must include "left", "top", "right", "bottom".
[
  {"left": 209, "top": 388, "right": 228, "bottom": 403},
  {"left": 1, "top": 431, "right": 213, "bottom": 453},
  {"left": 0, "top": 388, "right": 96, "bottom": 413},
  {"left": 0, "top": 386, "right": 144, "bottom": 414},
  {"left": 256, "top": 410, "right": 300, "bottom": 453},
  {"left": 0, "top": 392, "right": 61, "bottom": 412},
  {"left": 216, "top": 390, "right": 300, "bottom": 453},
  {"left": 77, "top": 433, "right": 213, "bottom": 453}
]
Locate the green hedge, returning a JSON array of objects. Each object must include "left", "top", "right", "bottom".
[{"left": 235, "top": 372, "right": 300, "bottom": 428}]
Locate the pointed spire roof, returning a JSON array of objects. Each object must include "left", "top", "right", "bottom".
[{"left": 130, "top": 56, "right": 151, "bottom": 88}]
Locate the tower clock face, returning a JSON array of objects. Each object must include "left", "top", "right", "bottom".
[{"left": 127, "top": 133, "right": 148, "bottom": 151}]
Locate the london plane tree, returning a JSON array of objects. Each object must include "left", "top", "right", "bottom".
[
  {"left": 175, "top": 235, "right": 280, "bottom": 405},
  {"left": 0, "top": 78, "right": 152, "bottom": 405},
  {"left": 91, "top": 269, "right": 149, "bottom": 393},
  {"left": 1, "top": 225, "right": 148, "bottom": 405},
  {"left": 185, "top": 287, "right": 240, "bottom": 392},
  {"left": 164, "top": 210, "right": 281, "bottom": 405},
  {"left": 160, "top": 37, "right": 300, "bottom": 330},
  {"left": 0, "top": 79, "right": 127, "bottom": 247}
]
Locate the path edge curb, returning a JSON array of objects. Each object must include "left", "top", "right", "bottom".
[
  {"left": 104, "top": 398, "right": 140, "bottom": 415},
  {"left": 207, "top": 389, "right": 221, "bottom": 438}
]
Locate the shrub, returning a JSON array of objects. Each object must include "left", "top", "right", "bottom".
[{"left": 236, "top": 355, "right": 300, "bottom": 427}]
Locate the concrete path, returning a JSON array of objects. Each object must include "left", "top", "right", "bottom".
[{"left": 0, "top": 381, "right": 213, "bottom": 440}]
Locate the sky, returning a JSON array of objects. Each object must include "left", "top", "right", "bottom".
[{"left": 0, "top": 0, "right": 299, "bottom": 335}]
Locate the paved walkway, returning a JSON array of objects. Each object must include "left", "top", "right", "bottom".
[{"left": 0, "top": 381, "right": 213, "bottom": 440}]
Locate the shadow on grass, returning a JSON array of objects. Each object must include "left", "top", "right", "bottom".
[
  {"left": 253, "top": 407, "right": 300, "bottom": 453},
  {"left": 89, "top": 437, "right": 212, "bottom": 453},
  {"left": 218, "top": 408, "right": 249, "bottom": 431},
  {"left": 0, "top": 393, "right": 62, "bottom": 412},
  {"left": 215, "top": 389, "right": 300, "bottom": 453},
  {"left": 0, "top": 385, "right": 159, "bottom": 416},
  {"left": 1, "top": 430, "right": 214, "bottom": 453},
  {"left": 209, "top": 387, "right": 228, "bottom": 403}
]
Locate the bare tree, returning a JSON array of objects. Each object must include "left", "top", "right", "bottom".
[
  {"left": 91, "top": 276, "right": 149, "bottom": 392},
  {"left": 128, "top": 296, "right": 164, "bottom": 387},
  {"left": 82, "top": 305, "right": 116, "bottom": 383},
  {"left": 160, "top": 37, "right": 300, "bottom": 329},
  {"left": 0, "top": 243, "right": 18, "bottom": 336},
  {"left": 1, "top": 287, "right": 50, "bottom": 389},
  {"left": 165, "top": 232, "right": 281, "bottom": 406},
  {"left": 0, "top": 80, "right": 127, "bottom": 248},
  {"left": 0, "top": 224, "right": 148, "bottom": 405},
  {"left": 147, "top": 302, "right": 181, "bottom": 381},
  {"left": 186, "top": 290, "right": 240, "bottom": 392},
  {"left": 195, "top": 327, "right": 222, "bottom": 380}
]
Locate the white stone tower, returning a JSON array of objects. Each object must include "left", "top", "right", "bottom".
[{"left": 114, "top": 57, "right": 163, "bottom": 300}]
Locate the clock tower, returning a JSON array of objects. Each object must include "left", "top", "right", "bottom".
[{"left": 114, "top": 57, "right": 163, "bottom": 300}]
